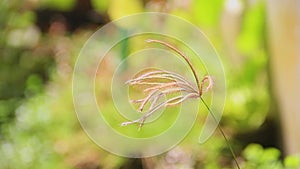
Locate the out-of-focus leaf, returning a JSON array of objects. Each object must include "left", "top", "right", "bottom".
[
  {"left": 169, "top": 9, "right": 193, "bottom": 23},
  {"left": 41, "top": 0, "right": 76, "bottom": 11},
  {"left": 25, "top": 74, "right": 43, "bottom": 97},
  {"left": 191, "top": 0, "right": 224, "bottom": 28},
  {"left": 237, "top": 1, "right": 265, "bottom": 54},
  {"left": 91, "top": 0, "right": 109, "bottom": 13},
  {"left": 260, "top": 147, "right": 281, "bottom": 162},
  {"left": 243, "top": 144, "right": 283, "bottom": 169},
  {"left": 7, "top": 11, "right": 36, "bottom": 28},
  {"left": 284, "top": 155, "right": 300, "bottom": 168},
  {"left": 243, "top": 143, "right": 264, "bottom": 162},
  {"left": 107, "top": 0, "right": 143, "bottom": 21}
]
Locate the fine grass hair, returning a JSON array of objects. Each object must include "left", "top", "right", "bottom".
[{"left": 121, "top": 39, "right": 240, "bottom": 169}]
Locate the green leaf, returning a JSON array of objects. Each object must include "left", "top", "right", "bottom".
[
  {"left": 284, "top": 155, "right": 300, "bottom": 168},
  {"left": 107, "top": 0, "right": 143, "bottom": 21},
  {"left": 237, "top": 1, "right": 265, "bottom": 54},
  {"left": 41, "top": 0, "right": 76, "bottom": 11},
  {"left": 260, "top": 148, "right": 281, "bottom": 163},
  {"left": 243, "top": 143, "right": 264, "bottom": 162},
  {"left": 191, "top": 0, "right": 224, "bottom": 28},
  {"left": 91, "top": 0, "right": 109, "bottom": 13}
]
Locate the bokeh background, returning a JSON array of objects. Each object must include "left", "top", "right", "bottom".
[{"left": 0, "top": 0, "right": 299, "bottom": 168}]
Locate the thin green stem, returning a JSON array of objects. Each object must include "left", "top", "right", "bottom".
[{"left": 200, "top": 97, "right": 240, "bottom": 169}]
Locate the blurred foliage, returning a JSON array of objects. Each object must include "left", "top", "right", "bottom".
[
  {"left": 242, "top": 144, "right": 300, "bottom": 169},
  {"left": 223, "top": 1, "right": 270, "bottom": 132},
  {"left": 191, "top": 0, "right": 224, "bottom": 28},
  {"left": 0, "top": 0, "right": 55, "bottom": 133},
  {"left": 108, "top": 0, "right": 143, "bottom": 20},
  {"left": 0, "top": 0, "right": 299, "bottom": 169},
  {"left": 40, "top": 0, "right": 76, "bottom": 11},
  {"left": 91, "top": 0, "right": 109, "bottom": 13}
]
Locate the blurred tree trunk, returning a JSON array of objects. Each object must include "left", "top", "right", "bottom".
[{"left": 267, "top": 0, "right": 300, "bottom": 155}]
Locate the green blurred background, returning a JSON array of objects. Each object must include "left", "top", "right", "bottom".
[{"left": 0, "top": 0, "right": 299, "bottom": 168}]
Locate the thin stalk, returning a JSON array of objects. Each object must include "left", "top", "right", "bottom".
[{"left": 200, "top": 97, "right": 240, "bottom": 169}]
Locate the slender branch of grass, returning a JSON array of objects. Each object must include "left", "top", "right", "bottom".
[
  {"left": 123, "top": 39, "right": 240, "bottom": 168},
  {"left": 200, "top": 97, "right": 240, "bottom": 169},
  {"left": 146, "top": 39, "right": 240, "bottom": 169}
]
